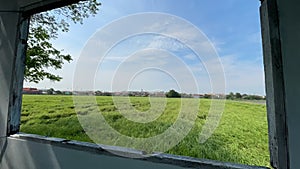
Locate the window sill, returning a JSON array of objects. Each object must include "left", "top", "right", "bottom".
[{"left": 9, "top": 133, "right": 269, "bottom": 169}]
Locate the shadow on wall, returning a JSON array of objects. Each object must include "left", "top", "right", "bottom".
[
  {"left": 0, "top": 135, "right": 269, "bottom": 169},
  {"left": 0, "top": 137, "right": 8, "bottom": 165},
  {"left": 0, "top": 13, "right": 20, "bottom": 137},
  {"left": 0, "top": 136, "right": 185, "bottom": 169}
]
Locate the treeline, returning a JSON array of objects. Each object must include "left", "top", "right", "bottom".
[
  {"left": 26, "top": 88, "right": 265, "bottom": 100},
  {"left": 225, "top": 92, "right": 265, "bottom": 100},
  {"left": 95, "top": 91, "right": 112, "bottom": 96},
  {"left": 165, "top": 90, "right": 265, "bottom": 100}
]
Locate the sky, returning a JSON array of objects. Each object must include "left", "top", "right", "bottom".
[{"left": 24, "top": 0, "right": 265, "bottom": 95}]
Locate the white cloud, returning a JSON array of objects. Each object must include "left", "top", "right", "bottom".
[
  {"left": 220, "top": 55, "right": 265, "bottom": 95},
  {"left": 183, "top": 54, "right": 197, "bottom": 61}
]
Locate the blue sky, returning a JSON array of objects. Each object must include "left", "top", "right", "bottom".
[{"left": 24, "top": 0, "right": 265, "bottom": 95}]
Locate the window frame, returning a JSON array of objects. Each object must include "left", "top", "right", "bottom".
[
  {"left": 2, "top": 0, "right": 288, "bottom": 168},
  {"left": 260, "top": 0, "right": 289, "bottom": 168}
]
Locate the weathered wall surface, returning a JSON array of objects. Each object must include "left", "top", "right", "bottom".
[
  {"left": 0, "top": 137, "right": 185, "bottom": 169},
  {"left": 0, "top": 1, "right": 19, "bottom": 137},
  {"left": 276, "top": 0, "right": 300, "bottom": 168},
  {"left": 0, "top": 135, "right": 268, "bottom": 169}
]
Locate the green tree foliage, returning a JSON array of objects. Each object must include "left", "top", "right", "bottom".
[
  {"left": 226, "top": 92, "right": 265, "bottom": 100},
  {"left": 243, "top": 95, "right": 265, "bottom": 100},
  {"left": 166, "top": 89, "right": 181, "bottom": 98},
  {"left": 204, "top": 94, "right": 212, "bottom": 99},
  {"left": 95, "top": 90, "right": 102, "bottom": 96},
  {"left": 226, "top": 92, "right": 235, "bottom": 100},
  {"left": 235, "top": 92, "right": 242, "bottom": 99},
  {"left": 47, "top": 88, "right": 55, "bottom": 95},
  {"left": 25, "top": 0, "right": 101, "bottom": 83},
  {"left": 55, "top": 90, "right": 63, "bottom": 95}
]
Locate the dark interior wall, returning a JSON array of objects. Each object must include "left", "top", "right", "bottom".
[
  {"left": 276, "top": 0, "right": 300, "bottom": 168},
  {"left": 0, "top": 1, "right": 19, "bottom": 137},
  {"left": 0, "top": 135, "right": 269, "bottom": 169},
  {"left": 0, "top": 137, "right": 186, "bottom": 169}
]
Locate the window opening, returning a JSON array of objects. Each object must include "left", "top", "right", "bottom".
[{"left": 20, "top": 0, "right": 269, "bottom": 168}]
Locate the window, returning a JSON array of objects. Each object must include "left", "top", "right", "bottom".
[{"left": 1, "top": 0, "right": 290, "bottom": 168}]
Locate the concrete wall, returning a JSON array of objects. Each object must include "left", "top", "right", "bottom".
[
  {"left": 276, "top": 0, "right": 300, "bottom": 168},
  {"left": 261, "top": 0, "right": 300, "bottom": 168},
  {"left": 0, "top": 137, "right": 184, "bottom": 169},
  {"left": 0, "top": 134, "right": 268, "bottom": 169},
  {"left": 0, "top": 0, "right": 19, "bottom": 137}
]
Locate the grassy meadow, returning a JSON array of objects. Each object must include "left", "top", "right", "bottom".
[{"left": 20, "top": 95, "right": 269, "bottom": 167}]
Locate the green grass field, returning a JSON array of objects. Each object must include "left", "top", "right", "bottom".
[{"left": 20, "top": 95, "right": 269, "bottom": 167}]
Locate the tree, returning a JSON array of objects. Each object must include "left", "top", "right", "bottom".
[
  {"left": 47, "top": 88, "right": 55, "bottom": 95},
  {"left": 204, "top": 94, "right": 212, "bottom": 99},
  {"left": 226, "top": 92, "right": 235, "bottom": 100},
  {"left": 25, "top": 0, "right": 101, "bottom": 83},
  {"left": 242, "top": 94, "right": 248, "bottom": 99},
  {"left": 235, "top": 92, "right": 242, "bottom": 99},
  {"left": 95, "top": 90, "right": 102, "bottom": 96},
  {"left": 166, "top": 89, "right": 181, "bottom": 98},
  {"left": 55, "top": 90, "right": 63, "bottom": 95}
]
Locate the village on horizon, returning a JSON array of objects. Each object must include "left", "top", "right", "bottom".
[{"left": 22, "top": 87, "right": 266, "bottom": 100}]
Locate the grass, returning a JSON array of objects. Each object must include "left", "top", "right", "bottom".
[{"left": 20, "top": 95, "right": 269, "bottom": 167}]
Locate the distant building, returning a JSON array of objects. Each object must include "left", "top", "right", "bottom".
[
  {"left": 149, "top": 91, "right": 166, "bottom": 97},
  {"left": 39, "top": 89, "right": 48, "bottom": 94},
  {"left": 72, "top": 91, "right": 94, "bottom": 95},
  {"left": 22, "top": 88, "right": 42, "bottom": 94},
  {"left": 192, "top": 94, "right": 204, "bottom": 98}
]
